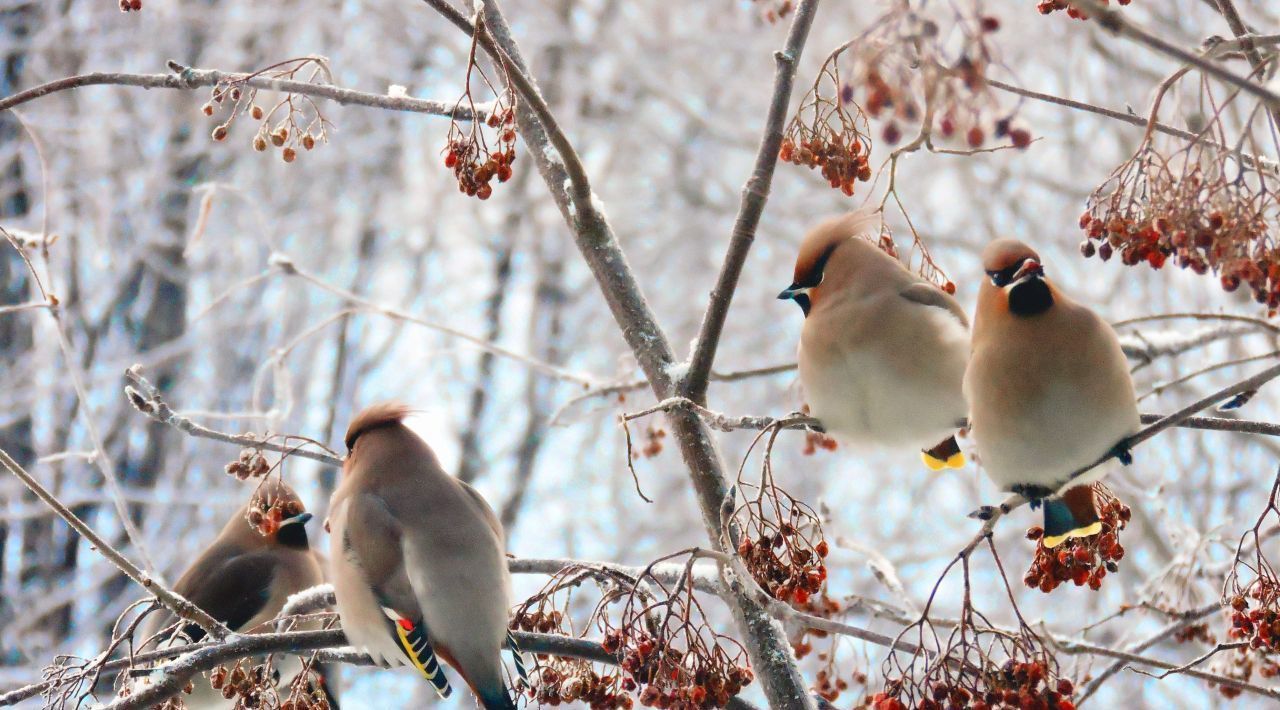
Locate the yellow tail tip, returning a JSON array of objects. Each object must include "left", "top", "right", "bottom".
[
  {"left": 921, "top": 452, "right": 947, "bottom": 471},
  {"left": 1042, "top": 521, "right": 1103, "bottom": 549},
  {"left": 944, "top": 451, "right": 966, "bottom": 469}
]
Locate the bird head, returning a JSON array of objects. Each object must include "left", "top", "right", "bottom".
[
  {"left": 980, "top": 239, "right": 1054, "bottom": 317},
  {"left": 779, "top": 211, "right": 882, "bottom": 316},
  {"left": 241, "top": 479, "right": 313, "bottom": 550}
]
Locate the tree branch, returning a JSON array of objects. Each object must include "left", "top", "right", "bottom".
[
  {"left": 0, "top": 63, "right": 479, "bottom": 118},
  {"left": 681, "top": 1, "right": 819, "bottom": 400},
  {"left": 1071, "top": 0, "right": 1280, "bottom": 110}
]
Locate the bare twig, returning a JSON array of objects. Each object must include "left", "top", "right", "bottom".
[
  {"left": 0, "top": 63, "right": 480, "bottom": 119},
  {"left": 123, "top": 365, "right": 344, "bottom": 466}
]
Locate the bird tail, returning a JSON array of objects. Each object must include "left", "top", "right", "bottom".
[
  {"left": 383, "top": 610, "right": 452, "bottom": 699},
  {"left": 1042, "top": 485, "right": 1102, "bottom": 549},
  {"left": 921, "top": 435, "right": 965, "bottom": 471},
  {"left": 476, "top": 684, "right": 518, "bottom": 710}
]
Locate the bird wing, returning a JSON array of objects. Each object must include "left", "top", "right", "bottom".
[
  {"left": 898, "top": 282, "right": 969, "bottom": 328},
  {"left": 170, "top": 549, "right": 278, "bottom": 641},
  {"left": 342, "top": 492, "right": 453, "bottom": 699},
  {"left": 459, "top": 478, "right": 506, "bottom": 543}
]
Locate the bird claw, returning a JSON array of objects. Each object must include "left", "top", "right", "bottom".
[
  {"left": 1110, "top": 442, "right": 1134, "bottom": 466},
  {"left": 968, "top": 505, "right": 998, "bottom": 521}
]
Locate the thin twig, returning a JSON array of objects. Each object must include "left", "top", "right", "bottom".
[{"left": 0, "top": 63, "right": 480, "bottom": 119}]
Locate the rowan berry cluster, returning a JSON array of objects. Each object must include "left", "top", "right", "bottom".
[
  {"left": 1036, "top": 0, "right": 1131, "bottom": 20},
  {"left": 604, "top": 628, "right": 754, "bottom": 710},
  {"left": 823, "top": 7, "right": 1031, "bottom": 156},
  {"left": 1023, "top": 488, "right": 1129, "bottom": 594},
  {"left": 802, "top": 429, "right": 838, "bottom": 456},
  {"left": 118, "top": 0, "right": 142, "bottom": 11},
  {"left": 1080, "top": 145, "right": 1280, "bottom": 310},
  {"left": 1215, "top": 471, "right": 1280, "bottom": 696},
  {"left": 246, "top": 489, "right": 305, "bottom": 537},
  {"left": 638, "top": 426, "right": 667, "bottom": 458},
  {"left": 225, "top": 448, "right": 270, "bottom": 480},
  {"left": 529, "top": 664, "right": 635, "bottom": 709},
  {"left": 443, "top": 108, "right": 518, "bottom": 200},
  {"left": 443, "top": 18, "right": 520, "bottom": 201},
  {"left": 779, "top": 123, "right": 872, "bottom": 196},
  {"left": 1226, "top": 583, "right": 1280, "bottom": 653},
  {"left": 871, "top": 661, "right": 1077, "bottom": 710},
  {"left": 199, "top": 59, "right": 332, "bottom": 163}
]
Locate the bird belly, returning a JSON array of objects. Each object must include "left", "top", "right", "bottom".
[
  {"left": 328, "top": 502, "right": 410, "bottom": 668},
  {"left": 973, "top": 382, "right": 1136, "bottom": 493},
  {"left": 800, "top": 311, "right": 966, "bottom": 448}
]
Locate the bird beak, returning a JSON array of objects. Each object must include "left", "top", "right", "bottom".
[
  {"left": 282, "top": 512, "right": 313, "bottom": 528},
  {"left": 1011, "top": 259, "right": 1042, "bottom": 283},
  {"left": 777, "top": 285, "right": 810, "bottom": 300}
]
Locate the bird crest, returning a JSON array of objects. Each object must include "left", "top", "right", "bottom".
[{"left": 344, "top": 402, "right": 416, "bottom": 451}]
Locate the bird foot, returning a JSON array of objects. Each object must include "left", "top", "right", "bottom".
[
  {"left": 1011, "top": 483, "right": 1054, "bottom": 507},
  {"left": 1110, "top": 442, "right": 1134, "bottom": 466},
  {"left": 968, "top": 505, "right": 999, "bottom": 521}
]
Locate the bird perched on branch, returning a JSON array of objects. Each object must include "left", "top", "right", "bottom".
[
  {"left": 965, "top": 239, "right": 1140, "bottom": 548},
  {"left": 328, "top": 403, "right": 525, "bottom": 710},
  {"left": 779, "top": 211, "right": 970, "bottom": 470},
  {"left": 138, "top": 480, "right": 337, "bottom": 708}
]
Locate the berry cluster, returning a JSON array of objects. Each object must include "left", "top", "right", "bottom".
[
  {"left": 443, "top": 18, "right": 520, "bottom": 201},
  {"left": 530, "top": 665, "right": 634, "bottom": 709},
  {"left": 443, "top": 108, "right": 518, "bottom": 200},
  {"left": 779, "top": 131, "right": 872, "bottom": 196},
  {"left": 1227, "top": 582, "right": 1280, "bottom": 653},
  {"left": 1081, "top": 144, "right": 1280, "bottom": 310},
  {"left": 1173, "top": 622, "right": 1214, "bottom": 645},
  {"left": 1216, "top": 471, "right": 1280, "bottom": 696},
  {"left": 197, "top": 59, "right": 332, "bottom": 163},
  {"left": 118, "top": 0, "right": 142, "bottom": 11},
  {"left": 1023, "top": 488, "right": 1130, "bottom": 594},
  {"left": 207, "top": 660, "right": 331, "bottom": 710},
  {"left": 246, "top": 488, "right": 305, "bottom": 537},
  {"left": 871, "top": 663, "right": 1077, "bottom": 710},
  {"left": 736, "top": 518, "right": 829, "bottom": 606},
  {"left": 512, "top": 599, "right": 636, "bottom": 709},
  {"left": 1036, "top": 0, "right": 1131, "bottom": 20},
  {"left": 638, "top": 426, "right": 667, "bottom": 459},
  {"left": 603, "top": 628, "right": 754, "bottom": 710},
  {"left": 825, "top": 8, "right": 1032, "bottom": 156},
  {"left": 814, "top": 664, "right": 865, "bottom": 704},
  {"left": 801, "top": 429, "right": 838, "bottom": 456},
  {"left": 225, "top": 448, "right": 271, "bottom": 480}
]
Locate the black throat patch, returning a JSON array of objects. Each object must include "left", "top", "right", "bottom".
[
  {"left": 277, "top": 523, "right": 309, "bottom": 549},
  {"left": 1008, "top": 277, "right": 1053, "bottom": 317}
]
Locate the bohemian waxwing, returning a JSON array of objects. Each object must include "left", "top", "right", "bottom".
[
  {"left": 965, "top": 239, "right": 1140, "bottom": 548},
  {"left": 328, "top": 403, "right": 524, "bottom": 710},
  {"left": 779, "top": 211, "right": 970, "bottom": 469},
  {"left": 139, "top": 480, "right": 337, "bottom": 709}
]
